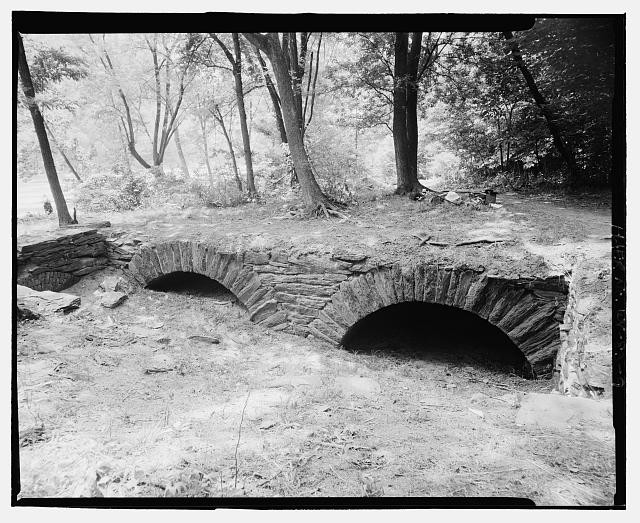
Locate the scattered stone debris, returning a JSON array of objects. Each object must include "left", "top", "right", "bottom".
[
  {"left": 99, "top": 275, "right": 127, "bottom": 293},
  {"left": 468, "top": 407, "right": 485, "bottom": 419},
  {"left": 17, "top": 285, "right": 81, "bottom": 315},
  {"left": 144, "top": 354, "right": 175, "bottom": 374},
  {"left": 72, "top": 467, "right": 104, "bottom": 497},
  {"left": 17, "top": 304, "right": 40, "bottom": 321},
  {"left": 100, "top": 291, "right": 128, "bottom": 309},
  {"left": 470, "top": 392, "right": 489, "bottom": 404},
  {"left": 188, "top": 334, "right": 221, "bottom": 345},
  {"left": 444, "top": 191, "right": 463, "bottom": 205}
]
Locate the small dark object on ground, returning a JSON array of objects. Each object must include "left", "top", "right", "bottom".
[
  {"left": 43, "top": 200, "right": 53, "bottom": 215},
  {"left": 484, "top": 190, "right": 497, "bottom": 204},
  {"left": 188, "top": 335, "right": 221, "bottom": 344}
]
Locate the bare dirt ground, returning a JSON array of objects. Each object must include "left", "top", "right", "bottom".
[{"left": 16, "top": 190, "right": 615, "bottom": 504}]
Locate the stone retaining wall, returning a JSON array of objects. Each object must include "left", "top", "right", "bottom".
[
  {"left": 17, "top": 230, "right": 111, "bottom": 292},
  {"left": 15, "top": 232, "right": 570, "bottom": 381},
  {"left": 127, "top": 240, "right": 568, "bottom": 378}
]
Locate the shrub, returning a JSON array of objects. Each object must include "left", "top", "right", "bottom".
[{"left": 75, "top": 169, "right": 149, "bottom": 212}]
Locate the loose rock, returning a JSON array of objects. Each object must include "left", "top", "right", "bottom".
[
  {"left": 17, "top": 285, "right": 80, "bottom": 314},
  {"left": 188, "top": 335, "right": 221, "bottom": 344},
  {"left": 100, "top": 291, "right": 127, "bottom": 309}
]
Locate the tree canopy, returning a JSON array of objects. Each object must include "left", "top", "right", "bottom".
[{"left": 17, "top": 21, "right": 616, "bottom": 222}]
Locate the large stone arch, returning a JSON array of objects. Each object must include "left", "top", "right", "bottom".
[
  {"left": 308, "top": 264, "right": 568, "bottom": 377},
  {"left": 127, "top": 241, "right": 279, "bottom": 324}
]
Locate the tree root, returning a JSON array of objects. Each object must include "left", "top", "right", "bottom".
[{"left": 306, "top": 200, "right": 350, "bottom": 220}]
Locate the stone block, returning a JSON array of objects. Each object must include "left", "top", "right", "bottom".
[
  {"left": 100, "top": 291, "right": 127, "bottom": 309},
  {"left": 17, "top": 285, "right": 80, "bottom": 314},
  {"left": 249, "top": 299, "right": 278, "bottom": 323}
]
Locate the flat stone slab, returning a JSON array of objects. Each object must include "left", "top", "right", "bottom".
[
  {"left": 335, "top": 376, "right": 381, "bottom": 397},
  {"left": 17, "top": 285, "right": 80, "bottom": 314},
  {"left": 515, "top": 392, "right": 612, "bottom": 433},
  {"left": 100, "top": 291, "right": 127, "bottom": 309}
]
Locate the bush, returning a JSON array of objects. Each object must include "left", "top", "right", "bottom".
[{"left": 75, "top": 169, "right": 148, "bottom": 212}]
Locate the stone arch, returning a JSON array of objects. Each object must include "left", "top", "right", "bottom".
[
  {"left": 127, "top": 241, "right": 278, "bottom": 324},
  {"left": 308, "top": 264, "right": 568, "bottom": 377}
]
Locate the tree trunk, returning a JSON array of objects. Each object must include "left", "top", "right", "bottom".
[
  {"left": 199, "top": 115, "right": 214, "bottom": 183},
  {"left": 215, "top": 107, "right": 243, "bottom": 192},
  {"left": 116, "top": 121, "right": 132, "bottom": 173},
  {"left": 173, "top": 125, "right": 190, "bottom": 179},
  {"left": 393, "top": 33, "right": 422, "bottom": 196},
  {"left": 17, "top": 34, "right": 74, "bottom": 225},
  {"left": 498, "top": 119, "right": 504, "bottom": 171},
  {"left": 254, "top": 48, "right": 288, "bottom": 144},
  {"left": 502, "top": 31, "right": 580, "bottom": 187},
  {"left": 232, "top": 34, "right": 257, "bottom": 196},
  {"left": 44, "top": 121, "right": 82, "bottom": 182},
  {"left": 406, "top": 32, "right": 422, "bottom": 181},
  {"left": 243, "top": 33, "right": 329, "bottom": 211}
]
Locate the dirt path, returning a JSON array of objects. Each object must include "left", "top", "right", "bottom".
[{"left": 17, "top": 266, "right": 615, "bottom": 503}]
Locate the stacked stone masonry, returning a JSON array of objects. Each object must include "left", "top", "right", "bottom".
[
  {"left": 16, "top": 232, "right": 569, "bottom": 379},
  {"left": 17, "top": 230, "right": 114, "bottom": 292},
  {"left": 126, "top": 240, "right": 568, "bottom": 378}
]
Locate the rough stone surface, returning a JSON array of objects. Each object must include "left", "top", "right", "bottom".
[
  {"left": 17, "top": 285, "right": 81, "bottom": 314},
  {"left": 17, "top": 230, "right": 112, "bottom": 291},
  {"left": 100, "top": 291, "right": 127, "bottom": 309},
  {"left": 16, "top": 232, "right": 570, "bottom": 384}
]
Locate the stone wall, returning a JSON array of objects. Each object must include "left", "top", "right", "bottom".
[
  {"left": 16, "top": 232, "right": 571, "bottom": 381},
  {"left": 17, "top": 230, "right": 110, "bottom": 292},
  {"left": 127, "top": 240, "right": 568, "bottom": 378},
  {"left": 556, "top": 267, "right": 612, "bottom": 397}
]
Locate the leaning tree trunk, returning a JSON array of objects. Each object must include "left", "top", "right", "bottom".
[
  {"left": 199, "top": 115, "right": 214, "bottom": 183},
  {"left": 502, "top": 31, "right": 580, "bottom": 188},
  {"left": 254, "top": 48, "right": 288, "bottom": 144},
  {"left": 232, "top": 34, "right": 257, "bottom": 197},
  {"left": 17, "top": 33, "right": 74, "bottom": 226},
  {"left": 44, "top": 122, "right": 82, "bottom": 182},
  {"left": 270, "top": 47, "right": 329, "bottom": 208},
  {"left": 215, "top": 107, "right": 243, "bottom": 193},
  {"left": 243, "top": 33, "right": 330, "bottom": 212},
  {"left": 173, "top": 125, "right": 190, "bottom": 179}
]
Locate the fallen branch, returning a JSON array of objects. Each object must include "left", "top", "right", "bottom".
[
  {"left": 412, "top": 234, "right": 508, "bottom": 248},
  {"left": 234, "top": 391, "right": 250, "bottom": 489},
  {"left": 454, "top": 238, "right": 507, "bottom": 247},
  {"left": 60, "top": 220, "right": 111, "bottom": 229}
]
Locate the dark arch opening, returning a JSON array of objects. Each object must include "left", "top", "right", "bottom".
[
  {"left": 145, "top": 271, "right": 246, "bottom": 310},
  {"left": 340, "top": 301, "right": 535, "bottom": 379}
]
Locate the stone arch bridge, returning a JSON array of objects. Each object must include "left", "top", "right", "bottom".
[{"left": 127, "top": 239, "right": 568, "bottom": 377}]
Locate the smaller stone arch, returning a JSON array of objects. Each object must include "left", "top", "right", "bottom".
[
  {"left": 307, "top": 263, "right": 567, "bottom": 377},
  {"left": 127, "top": 240, "right": 278, "bottom": 324}
]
